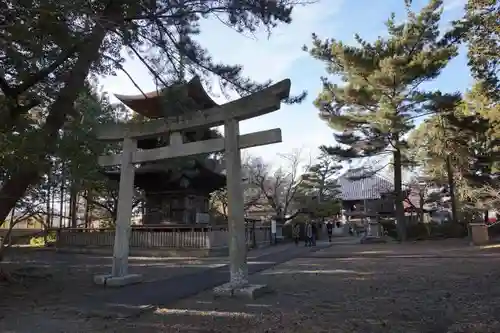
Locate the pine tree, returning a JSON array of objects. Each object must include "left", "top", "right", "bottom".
[
  {"left": 295, "top": 151, "right": 342, "bottom": 219},
  {"left": 444, "top": 86, "right": 499, "bottom": 211},
  {"left": 410, "top": 85, "right": 500, "bottom": 214},
  {"left": 306, "top": 0, "right": 458, "bottom": 240},
  {"left": 444, "top": 0, "right": 499, "bottom": 101}
]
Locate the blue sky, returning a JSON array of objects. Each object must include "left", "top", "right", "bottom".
[{"left": 100, "top": 0, "right": 472, "bottom": 168}]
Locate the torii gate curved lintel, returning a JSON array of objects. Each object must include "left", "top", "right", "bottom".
[{"left": 96, "top": 79, "right": 291, "bottom": 141}]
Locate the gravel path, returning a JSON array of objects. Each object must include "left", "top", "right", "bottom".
[{"left": 3, "top": 239, "right": 500, "bottom": 332}]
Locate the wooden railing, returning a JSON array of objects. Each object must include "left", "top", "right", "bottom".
[{"left": 54, "top": 225, "right": 272, "bottom": 250}]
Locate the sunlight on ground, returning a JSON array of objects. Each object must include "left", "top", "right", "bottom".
[
  {"left": 195, "top": 300, "right": 271, "bottom": 308},
  {"left": 246, "top": 303, "right": 272, "bottom": 308},
  {"left": 480, "top": 244, "right": 500, "bottom": 249},
  {"left": 128, "top": 256, "right": 216, "bottom": 261},
  {"left": 355, "top": 250, "right": 393, "bottom": 255},
  {"left": 196, "top": 301, "right": 213, "bottom": 305},
  {"left": 155, "top": 308, "right": 255, "bottom": 318},
  {"left": 335, "top": 257, "right": 370, "bottom": 262},
  {"left": 247, "top": 261, "right": 276, "bottom": 265},
  {"left": 262, "top": 269, "right": 372, "bottom": 275},
  {"left": 128, "top": 263, "right": 225, "bottom": 268}
]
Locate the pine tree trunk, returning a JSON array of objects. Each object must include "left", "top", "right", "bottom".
[
  {"left": 445, "top": 155, "right": 458, "bottom": 224},
  {"left": 69, "top": 183, "right": 78, "bottom": 228},
  {"left": 46, "top": 163, "right": 52, "bottom": 228},
  {"left": 50, "top": 166, "right": 56, "bottom": 228},
  {"left": 0, "top": 9, "right": 115, "bottom": 222},
  {"left": 50, "top": 187, "right": 55, "bottom": 227},
  {"left": 59, "top": 161, "right": 65, "bottom": 228},
  {"left": 419, "top": 190, "right": 425, "bottom": 224},
  {"left": 84, "top": 190, "right": 92, "bottom": 228},
  {"left": 393, "top": 148, "right": 407, "bottom": 241}
]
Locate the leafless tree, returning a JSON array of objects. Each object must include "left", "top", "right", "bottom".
[
  {"left": 209, "top": 154, "right": 267, "bottom": 221},
  {"left": 245, "top": 149, "right": 311, "bottom": 222}
]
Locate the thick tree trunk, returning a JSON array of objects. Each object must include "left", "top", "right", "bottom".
[
  {"left": 50, "top": 182, "right": 55, "bottom": 228},
  {"left": 46, "top": 163, "right": 52, "bottom": 228},
  {"left": 69, "top": 184, "right": 78, "bottom": 228},
  {"left": 445, "top": 155, "right": 458, "bottom": 224},
  {"left": 0, "top": 14, "right": 113, "bottom": 222},
  {"left": 84, "top": 190, "right": 92, "bottom": 228},
  {"left": 59, "top": 161, "right": 65, "bottom": 227},
  {"left": 419, "top": 190, "right": 425, "bottom": 224},
  {"left": 393, "top": 148, "right": 407, "bottom": 241}
]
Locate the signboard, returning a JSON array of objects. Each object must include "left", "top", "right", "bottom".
[{"left": 271, "top": 220, "right": 277, "bottom": 234}]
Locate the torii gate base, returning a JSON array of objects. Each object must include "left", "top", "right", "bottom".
[{"left": 93, "top": 79, "right": 291, "bottom": 298}]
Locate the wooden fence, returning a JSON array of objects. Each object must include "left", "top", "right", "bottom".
[{"left": 54, "top": 225, "right": 272, "bottom": 250}]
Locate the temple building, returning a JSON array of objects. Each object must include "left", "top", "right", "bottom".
[
  {"left": 337, "top": 169, "right": 395, "bottom": 218},
  {"left": 105, "top": 77, "right": 226, "bottom": 225}
]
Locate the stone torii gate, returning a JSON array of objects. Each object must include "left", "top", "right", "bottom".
[{"left": 93, "top": 79, "right": 291, "bottom": 295}]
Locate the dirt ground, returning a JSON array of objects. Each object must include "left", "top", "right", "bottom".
[
  {"left": 0, "top": 249, "right": 227, "bottom": 306},
  {"left": 3, "top": 240, "right": 500, "bottom": 332}
]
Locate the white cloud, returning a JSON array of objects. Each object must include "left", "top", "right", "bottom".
[{"left": 196, "top": 0, "right": 344, "bottom": 84}]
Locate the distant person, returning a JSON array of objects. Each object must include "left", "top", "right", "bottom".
[
  {"left": 326, "top": 221, "right": 333, "bottom": 242},
  {"left": 311, "top": 222, "right": 317, "bottom": 246},
  {"left": 305, "top": 222, "right": 313, "bottom": 247},
  {"left": 292, "top": 223, "right": 300, "bottom": 245}
]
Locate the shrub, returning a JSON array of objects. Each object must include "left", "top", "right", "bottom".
[
  {"left": 29, "top": 231, "right": 57, "bottom": 247},
  {"left": 406, "top": 222, "right": 467, "bottom": 240},
  {"left": 379, "top": 220, "right": 398, "bottom": 239}
]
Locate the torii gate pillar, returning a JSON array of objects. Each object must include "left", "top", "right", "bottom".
[{"left": 223, "top": 118, "right": 248, "bottom": 286}]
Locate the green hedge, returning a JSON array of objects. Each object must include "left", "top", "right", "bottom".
[{"left": 379, "top": 220, "right": 467, "bottom": 240}]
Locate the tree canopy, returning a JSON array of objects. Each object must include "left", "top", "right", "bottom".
[
  {"left": 295, "top": 151, "right": 341, "bottom": 219},
  {"left": 306, "top": 0, "right": 459, "bottom": 240},
  {"left": 0, "top": 0, "right": 310, "bottom": 221}
]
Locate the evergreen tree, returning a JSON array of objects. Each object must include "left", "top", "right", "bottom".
[
  {"left": 295, "top": 151, "right": 342, "bottom": 219},
  {"left": 0, "top": 0, "right": 309, "bottom": 221},
  {"left": 306, "top": 0, "right": 458, "bottom": 240},
  {"left": 409, "top": 85, "right": 499, "bottom": 214},
  {"left": 444, "top": 0, "right": 499, "bottom": 101}
]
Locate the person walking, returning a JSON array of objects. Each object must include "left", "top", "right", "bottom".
[
  {"left": 311, "top": 222, "right": 317, "bottom": 246},
  {"left": 305, "top": 222, "right": 313, "bottom": 247},
  {"left": 292, "top": 223, "right": 300, "bottom": 246},
  {"left": 326, "top": 220, "right": 333, "bottom": 242}
]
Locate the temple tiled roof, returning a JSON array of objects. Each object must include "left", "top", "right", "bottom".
[
  {"left": 337, "top": 170, "right": 394, "bottom": 201},
  {"left": 114, "top": 76, "right": 218, "bottom": 119}
]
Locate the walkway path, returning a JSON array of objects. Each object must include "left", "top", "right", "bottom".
[{"left": 72, "top": 240, "right": 342, "bottom": 316}]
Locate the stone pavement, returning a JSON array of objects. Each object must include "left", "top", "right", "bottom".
[{"left": 71, "top": 239, "right": 343, "bottom": 316}]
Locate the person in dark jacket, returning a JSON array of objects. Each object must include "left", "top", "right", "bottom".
[
  {"left": 326, "top": 221, "right": 333, "bottom": 242},
  {"left": 305, "top": 222, "right": 313, "bottom": 246},
  {"left": 292, "top": 223, "right": 301, "bottom": 245},
  {"left": 311, "top": 222, "right": 317, "bottom": 246}
]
